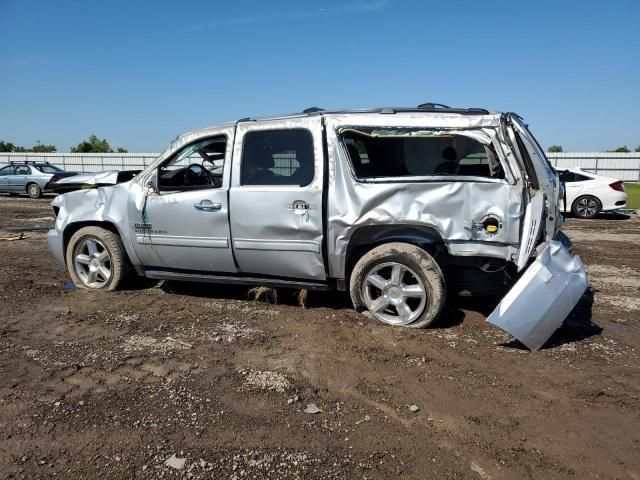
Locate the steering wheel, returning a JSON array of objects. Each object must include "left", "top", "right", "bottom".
[{"left": 185, "top": 163, "right": 214, "bottom": 186}]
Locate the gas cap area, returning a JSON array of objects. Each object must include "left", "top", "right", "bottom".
[{"left": 481, "top": 215, "right": 502, "bottom": 235}]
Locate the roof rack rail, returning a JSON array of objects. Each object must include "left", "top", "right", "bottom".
[
  {"left": 303, "top": 107, "right": 324, "bottom": 114},
  {"left": 415, "top": 103, "right": 490, "bottom": 115},
  {"left": 9, "top": 160, "right": 39, "bottom": 165},
  {"left": 417, "top": 102, "right": 450, "bottom": 109}
]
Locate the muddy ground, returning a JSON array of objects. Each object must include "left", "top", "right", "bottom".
[{"left": 0, "top": 196, "right": 638, "bottom": 479}]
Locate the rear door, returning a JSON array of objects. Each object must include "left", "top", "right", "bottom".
[
  {"left": 229, "top": 117, "right": 326, "bottom": 280},
  {"left": 11, "top": 164, "right": 32, "bottom": 192},
  {"left": 559, "top": 171, "right": 584, "bottom": 211}
]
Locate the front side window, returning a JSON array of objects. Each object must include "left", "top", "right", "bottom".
[
  {"left": 158, "top": 136, "right": 226, "bottom": 191},
  {"left": 341, "top": 129, "right": 503, "bottom": 180},
  {"left": 241, "top": 129, "right": 314, "bottom": 186},
  {"left": 0, "top": 166, "right": 14, "bottom": 176}
]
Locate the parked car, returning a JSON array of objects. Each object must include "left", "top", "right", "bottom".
[
  {"left": 0, "top": 161, "right": 78, "bottom": 198},
  {"left": 559, "top": 168, "right": 627, "bottom": 218},
  {"left": 48, "top": 169, "right": 141, "bottom": 193},
  {"left": 47, "top": 104, "right": 588, "bottom": 350}
]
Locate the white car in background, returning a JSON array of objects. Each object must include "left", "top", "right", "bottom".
[{"left": 559, "top": 168, "right": 627, "bottom": 218}]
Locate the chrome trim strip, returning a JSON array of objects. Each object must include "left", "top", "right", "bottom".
[
  {"left": 135, "top": 234, "right": 229, "bottom": 248},
  {"left": 233, "top": 238, "right": 320, "bottom": 252}
]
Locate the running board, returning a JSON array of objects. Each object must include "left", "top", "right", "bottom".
[{"left": 144, "top": 269, "right": 331, "bottom": 291}]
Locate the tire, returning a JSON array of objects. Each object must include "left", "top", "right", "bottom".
[
  {"left": 349, "top": 242, "right": 446, "bottom": 328},
  {"left": 26, "top": 183, "right": 42, "bottom": 199},
  {"left": 572, "top": 195, "right": 601, "bottom": 219},
  {"left": 65, "top": 226, "right": 128, "bottom": 290}
]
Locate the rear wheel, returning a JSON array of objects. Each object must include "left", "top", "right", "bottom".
[
  {"left": 349, "top": 242, "right": 446, "bottom": 328},
  {"left": 65, "top": 226, "right": 128, "bottom": 290},
  {"left": 572, "top": 195, "right": 601, "bottom": 219},
  {"left": 27, "top": 183, "right": 42, "bottom": 198}
]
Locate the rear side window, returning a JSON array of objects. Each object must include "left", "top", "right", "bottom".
[
  {"left": 241, "top": 129, "right": 314, "bottom": 186},
  {"left": 15, "top": 165, "right": 31, "bottom": 175},
  {"left": 37, "top": 164, "right": 63, "bottom": 174},
  {"left": 341, "top": 129, "right": 503, "bottom": 180}
]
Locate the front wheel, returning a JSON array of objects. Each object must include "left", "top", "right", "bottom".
[
  {"left": 349, "top": 242, "right": 446, "bottom": 328},
  {"left": 572, "top": 195, "right": 601, "bottom": 219},
  {"left": 65, "top": 226, "right": 128, "bottom": 290}
]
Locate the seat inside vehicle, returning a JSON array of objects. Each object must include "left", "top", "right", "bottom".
[{"left": 341, "top": 129, "right": 503, "bottom": 180}]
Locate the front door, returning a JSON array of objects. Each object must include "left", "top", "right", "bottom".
[
  {"left": 229, "top": 117, "right": 326, "bottom": 281},
  {"left": 128, "top": 128, "right": 236, "bottom": 273},
  {"left": 0, "top": 165, "right": 14, "bottom": 192}
]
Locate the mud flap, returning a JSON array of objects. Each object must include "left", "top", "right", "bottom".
[{"left": 487, "top": 241, "right": 589, "bottom": 351}]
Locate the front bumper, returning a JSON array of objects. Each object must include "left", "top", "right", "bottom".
[
  {"left": 47, "top": 228, "right": 66, "bottom": 268},
  {"left": 487, "top": 241, "right": 589, "bottom": 350}
]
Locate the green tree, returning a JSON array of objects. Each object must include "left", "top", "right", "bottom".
[
  {"left": 0, "top": 140, "right": 56, "bottom": 152},
  {"left": 0, "top": 141, "right": 18, "bottom": 152},
  {"left": 116, "top": 147, "right": 128, "bottom": 153},
  {"left": 71, "top": 135, "right": 127, "bottom": 153},
  {"left": 611, "top": 146, "right": 630, "bottom": 153},
  {"left": 71, "top": 135, "right": 112, "bottom": 153},
  {"left": 635, "top": 145, "right": 640, "bottom": 152},
  {"left": 548, "top": 145, "right": 563, "bottom": 152},
  {"left": 31, "top": 144, "right": 57, "bottom": 153}
]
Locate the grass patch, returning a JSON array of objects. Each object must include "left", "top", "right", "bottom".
[{"left": 625, "top": 183, "right": 640, "bottom": 209}]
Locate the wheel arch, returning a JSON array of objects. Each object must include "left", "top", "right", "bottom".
[
  {"left": 63, "top": 221, "right": 123, "bottom": 258},
  {"left": 25, "top": 181, "right": 42, "bottom": 193},
  {"left": 344, "top": 224, "right": 448, "bottom": 287}
]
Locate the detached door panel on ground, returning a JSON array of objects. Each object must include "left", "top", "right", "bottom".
[{"left": 229, "top": 118, "right": 326, "bottom": 281}]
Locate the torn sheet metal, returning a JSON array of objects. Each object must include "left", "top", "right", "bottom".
[
  {"left": 487, "top": 241, "right": 589, "bottom": 351},
  {"left": 50, "top": 170, "right": 141, "bottom": 193}
]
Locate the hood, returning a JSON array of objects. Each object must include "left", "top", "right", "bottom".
[{"left": 53, "top": 170, "right": 141, "bottom": 185}]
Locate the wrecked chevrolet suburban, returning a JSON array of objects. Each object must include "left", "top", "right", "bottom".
[{"left": 48, "top": 104, "right": 589, "bottom": 350}]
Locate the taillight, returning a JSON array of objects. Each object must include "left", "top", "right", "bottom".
[
  {"left": 50, "top": 175, "right": 60, "bottom": 182},
  {"left": 609, "top": 181, "right": 624, "bottom": 192}
]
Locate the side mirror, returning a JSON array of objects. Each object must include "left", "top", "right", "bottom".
[{"left": 144, "top": 170, "right": 158, "bottom": 195}]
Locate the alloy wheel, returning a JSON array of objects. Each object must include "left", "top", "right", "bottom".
[
  {"left": 576, "top": 197, "right": 599, "bottom": 218},
  {"left": 73, "top": 237, "right": 112, "bottom": 288},
  {"left": 362, "top": 262, "right": 428, "bottom": 325}
]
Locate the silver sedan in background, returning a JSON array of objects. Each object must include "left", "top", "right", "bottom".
[{"left": 0, "top": 162, "right": 77, "bottom": 198}]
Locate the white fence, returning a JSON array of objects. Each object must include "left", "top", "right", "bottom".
[
  {"left": 547, "top": 153, "right": 640, "bottom": 182},
  {"left": 1, "top": 151, "right": 640, "bottom": 181},
  {"left": 0, "top": 152, "right": 158, "bottom": 173}
]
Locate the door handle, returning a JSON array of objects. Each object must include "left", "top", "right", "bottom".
[{"left": 194, "top": 200, "right": 222, "bottom": 211}]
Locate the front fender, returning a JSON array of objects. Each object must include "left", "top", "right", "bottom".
[{"left": 49, "top": 185, "right": 141, "bottom": 266}]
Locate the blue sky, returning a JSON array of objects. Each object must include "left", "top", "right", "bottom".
[{"left": 1, "top": 0, "right": 639, "bottom": 152}]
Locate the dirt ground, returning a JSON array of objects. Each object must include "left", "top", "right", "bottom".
[{"left": 0, "top": 196, "right": 639, "bottom": 479}]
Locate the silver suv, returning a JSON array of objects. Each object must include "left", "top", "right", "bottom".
[{"left": 48, "top": 104, "right": 588, "bottom": 350}]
